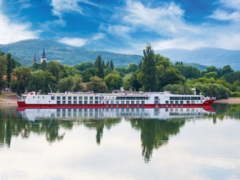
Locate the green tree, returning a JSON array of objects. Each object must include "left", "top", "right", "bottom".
[
  {"left": 161, "top": 67, "right": 185, "bottom": 88},
  {"left": 81, "top": 67, "right": 95, "bottom": 82},
  {"left": 104, "top": 73, "right": 123, "bottom": 91},
  {"left": 46, "top": 61, "right": 62, "bottom": 82},
  {"left": 126, "top": 63, "right": 138, "bottom": 73},
  {"left": 72, "top": 75, "right": 84, "bottom": 92},
  {"left": 57, "top": 77, "right": 74, "bottom": 92},
  {"left": 110, "top": 60, "right": 114, "bottom": 70},
  {"left": 28, "top": 70, "right": 56, "bottom": 93},
  {"left": 129, "top": 71, "right": 142, "bottom": 91},
  {"left": 0, "top": 55, "right": 7, "bottom": 92},
  {"left": 86, "top": 76, "right": 107, "bottom": 93},
  {"left": 95, "top": 55, "right": 104, "bottom": 78},
  {"left": 10, "top": 67, "right": 31, "bottom": 95},
  {"left": 41, "top": 61, "right": 47, "bottom": 71},
  {"left": 74, "top": 62, "right": 94, "bottom": 71},
  {"left": 141, "top": 44, "right": 156, "bottom": 91}
]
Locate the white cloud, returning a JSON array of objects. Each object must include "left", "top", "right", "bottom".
[
  {"left": 50, "top": 0, "right": 97, "bottom": 17},
  {"left": 100, "top": 24, "right": 131, "bottom": 39},
  {"left": 123, "top": 0, "right": 186, "bottom": 35},
  {"left": 103, "top": 0, "right": 240, "bottom": 52},
  {"left": 91, "top": 33, "right": 105, "bottom": 41},
  {"left": 209, "top": 0, "right": 240, "bottom": 21},
  {"left": 0, "top": 13, "right": 39, "bottom": 44},
  {"left": 42, "top": 19, "right": 66, "bottom": 29},
  {"left": 59, "top": 37, "right": 88, "bottom": 47}
]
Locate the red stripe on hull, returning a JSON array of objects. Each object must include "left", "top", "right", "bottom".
[{"left": 17, "top": 100, "right": 215, "bottom": 112}]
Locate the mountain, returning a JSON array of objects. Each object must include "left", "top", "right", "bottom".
[
  {"left": 157, "top": 48, "right": 240, "bottom": 70},
  {"left": 0, "top": 39, "right": 142, "bottom": 67},
  {"left": 0, "top": 39, "right": 240, "bottom": 70}
]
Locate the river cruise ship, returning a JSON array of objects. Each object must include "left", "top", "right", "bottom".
[{"left": 17, "top": 90, "right": 215, "bottom": 109}]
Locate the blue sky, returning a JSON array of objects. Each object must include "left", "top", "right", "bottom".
[{"left": 0, "top": 0, "right": 240, "bottom": 54}]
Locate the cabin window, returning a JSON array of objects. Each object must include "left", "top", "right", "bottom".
[
  {"left": 141, "top": 101, "right": 144, "bottom": 104},
  {"left": 84, "top": 97, "right": 88, "bottom": 101},
  {"left": 57, "top": 101, "right": 60, "bottom": 104},
  {"left": 62, "top": 96, "right": 66, "bottom": 100},
  {"left": 95, "top": 101, "right": 98, "bottom": 104},
  {"left": 95, "top": 97, "right": 98, "bottom": 100},
  {"left": 51, "top": 96, "right": 55, "bottom": 100},
  {"left": 68, "top": 96, "right": 71, "bottom": 100},
  {"left": 74, "top": 100, "right": 77, "bottom": 104},
  {"left": 57, "top": 109, "right": 60, "bottom": 117},
  {"left": 116, "top": 101, "right": 119, "bottom": 104},
  {"left": 111, "top": 101, "right": 114, "bottom": 104},
  {"left": 106, "top": 101, "right": 109, "bottom": 104},
  {"left": 62, "top": 101, "right": 66, "bottom": 104},
  {"left": 84, "top": 101, "right": 88, "bottom": 104},
  {"left": 191, "top": 101, "right": 195, "bottom": 104},
  {"left": 131, "top": 101, "right": 134, "bottom": 104},
  {"left": 136, "top": 101, "right": 139, "bottom": 104},
  {"left": 90, "top": 97, "right": 93, "bottom": 100},
  {"left": 175, "top": 101, "right": 178, "bottom": 104},
  {"left": 57, "top": 96, "right": 60, "bottom": 100},
  {"left": 68, "top": 101, "right": 71, "bottom": 104},
  {"left": 121, "top": 101, "right": 124, "bottom": 104},
  {"left": 90, "top": 101, "right": 93, "bottom": 104},
  {"left": 165, "top": 101, "right": 169, "bottom": 104},
  {"left": 79, "top": 96, "right": 82, "bottom": 100},
  {"left": 170, "top": 101, "right": 173, "bottom": 104},
  {"left": 73, "top": 96, "right": 77, "bottom": 100},
  {"left": 187, "top": 101, "right": 190, "bottom": 104},
  {"left": 62, "top": 109, "right": 66, "bottom": 117},
  {"left": 126, "top": 101, "right": 129, "bottom": 104},
  {"left": 79, "top": 101, "right": 82, "bottom": 104}
]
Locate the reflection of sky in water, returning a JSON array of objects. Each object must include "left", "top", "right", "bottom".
[{"left": 0, "top": 108, "right": 240, "bottom": 180}]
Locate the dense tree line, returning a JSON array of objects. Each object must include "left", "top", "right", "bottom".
[{"left": 1, "top": 45, "right": 240, "bottom": 99}]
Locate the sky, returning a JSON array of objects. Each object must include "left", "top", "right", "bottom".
[{"left": 0, "top": 0, "right": 240, "bottom": 54}]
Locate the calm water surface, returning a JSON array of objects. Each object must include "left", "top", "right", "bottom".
[{"left": 0, "top": 104, "right": 240, "bottom": 180}]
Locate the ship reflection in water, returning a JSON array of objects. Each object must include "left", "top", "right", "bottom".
[
  {"left": 15, "top": 107, "right": 215, "bottom": 162},
  {"left": 18, "top": 107, "right": 215, "bottom": 121}
]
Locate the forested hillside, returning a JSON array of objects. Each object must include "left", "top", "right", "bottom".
[
  {"left": 1, "top": 39, "right": 239, "bottom": 70},
  {"left": 0, "top": 39, "right": 142, "bottom": 67}
]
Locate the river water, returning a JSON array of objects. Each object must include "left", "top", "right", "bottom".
[{"left": 0, "top": 104, "right": 240, "bottom": 180}]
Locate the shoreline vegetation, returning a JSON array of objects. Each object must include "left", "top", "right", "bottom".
[{"left": 1, "top": 95, "right": 240, "bottom": 107}]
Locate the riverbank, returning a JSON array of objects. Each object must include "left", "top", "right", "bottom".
[
  {"left": 213, "top": 98, "right": 240, "bottom": 104},
  {"left": 0, "top": 94, "right": 18, "bottom": 106}
]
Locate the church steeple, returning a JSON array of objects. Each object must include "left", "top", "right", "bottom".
[
  {"left": 33, "top": 53, "right": 37, "bottom": 63},
  {"left": 41, "top": 48, "right": 47, "bottom": 63},
  {"left": 42, "top": 48, "right": 46, "bottom": 58}
]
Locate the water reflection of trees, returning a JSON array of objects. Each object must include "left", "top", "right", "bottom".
[
  {"left": 0, "top": 108, "right": 75, "bottom": 147},
  {"left": 212, "top": 104, "right": 240, "bottom": 121},
  {"left": 83, "top": 118, "right": 121, "bottom": 144},
  {"left": 129, "top": 118, "right": 185, "bottom": 162}
]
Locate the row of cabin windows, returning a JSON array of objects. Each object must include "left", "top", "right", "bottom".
[
  {"left": 116, "top": 97, "right": 148, "bottom": 100},
  {"left": 170, "top": 96, "right": 201, "bottom": 100},
  {"left": 165, "top": 101, "right": 199, "bottom": 104},
  {"left": 56, "top": 100, "right": 145, "bottom": 104},
  {"left": 56, "top": 96, "right": 100, "bottom": 101}
]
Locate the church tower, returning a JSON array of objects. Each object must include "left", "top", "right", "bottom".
[{"left": 40, "top": 48, "right": 47, "bottom": 63}]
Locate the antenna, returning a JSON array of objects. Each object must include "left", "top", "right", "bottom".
[{"left": 48, "top": 84, "right": 53, "bottom": 93}]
